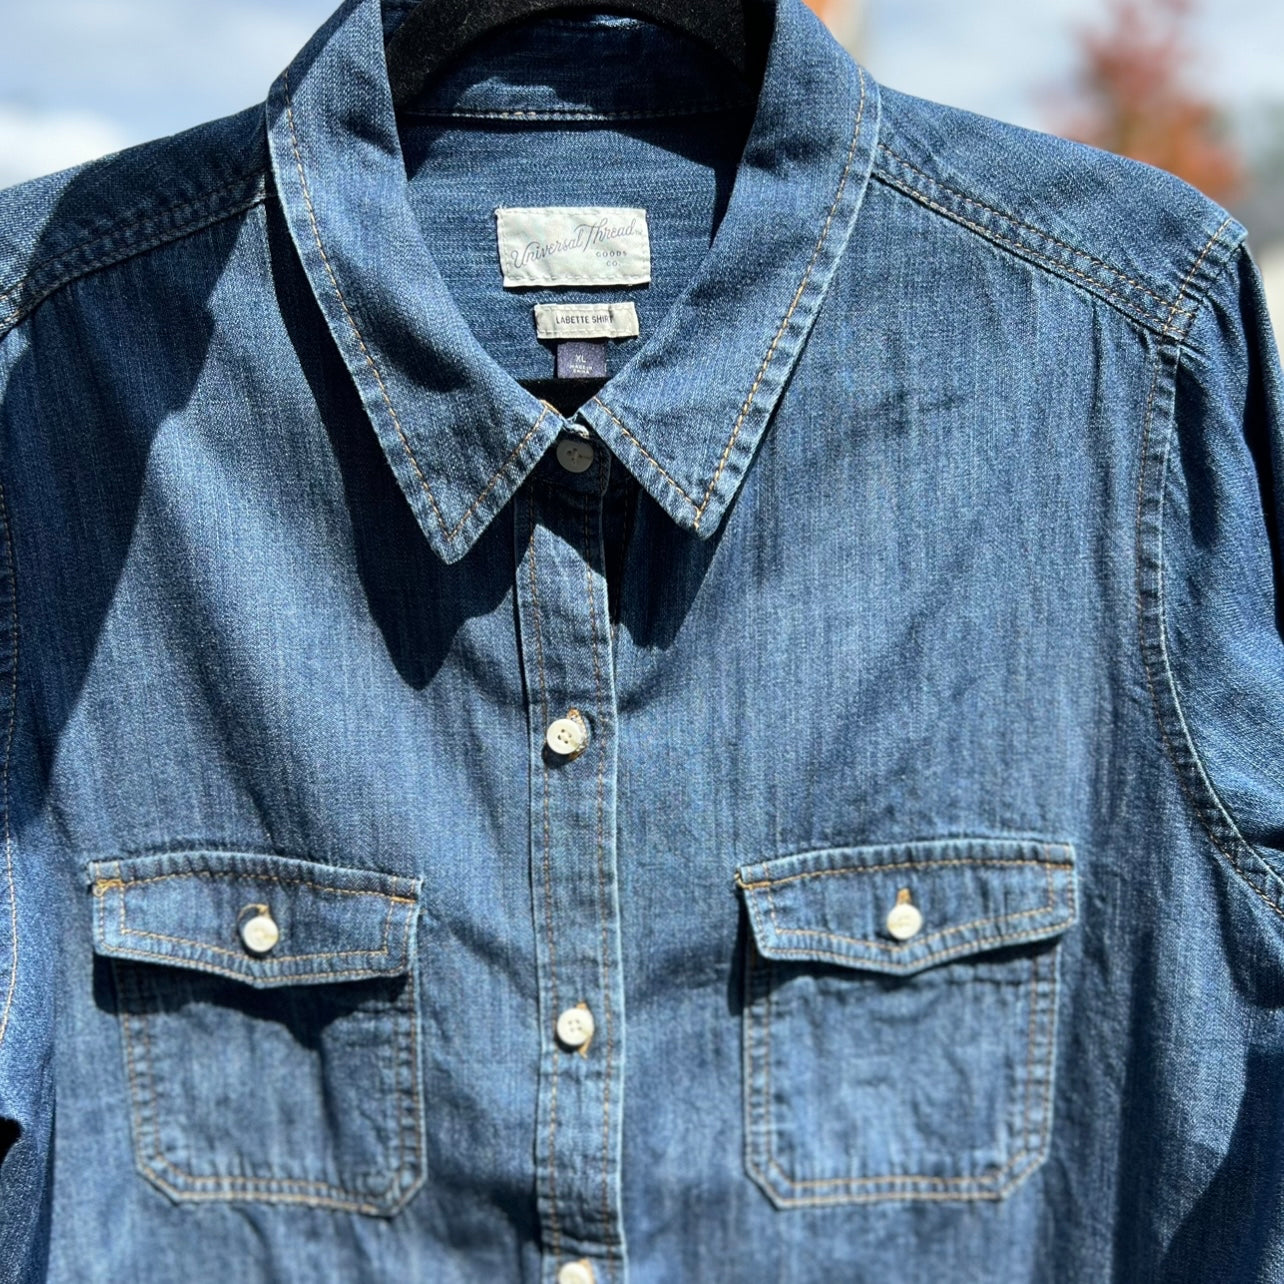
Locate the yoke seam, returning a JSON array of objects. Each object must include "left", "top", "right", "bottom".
[
  {"left": 0, "top": 170, "right": 268, "bottom": 341},
  {"left": 871, "top": 152, "right": 1240, "bottom": 340},
  {"left": 876, "top": 145, "right": 1187, "bottom": 317}
]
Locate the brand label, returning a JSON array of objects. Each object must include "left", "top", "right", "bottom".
[
  {"left": 495, "top": 206, "right": 651, "bottom": 288},
  {"left": 533, "top": 301, "right": 640, "bottom": 340}
]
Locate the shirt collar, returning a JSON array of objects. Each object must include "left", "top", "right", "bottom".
[{"left": 265, "top": 0, "right": 880, "bottom": 565}]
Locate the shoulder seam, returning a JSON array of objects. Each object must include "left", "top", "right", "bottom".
[
  {"left": 1160, "top": 219, "right": 1240, "bottom": 357},
  {"left": 1168, "top": 214, "right": 1239, "bottom": 324},
  {"left": 872, "top": 142, "right": 1242, "bottom": 338},
  {"left": 0, "top": 168, "right": 270, "bottom": 341}
]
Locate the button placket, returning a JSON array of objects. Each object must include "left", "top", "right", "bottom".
[{"left": 515, "top": 437, "right": 628, "bottom": 1282}]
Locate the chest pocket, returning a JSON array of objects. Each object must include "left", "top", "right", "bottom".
[
  {"left": 734, "top": 837, "right": 1077, "bottom": 1208},
  {"left": 85, "top": 849, "right": 425, "bottom": 1217}
]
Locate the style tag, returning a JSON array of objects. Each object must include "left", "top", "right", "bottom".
[
  {"left": 534, "top": 301, "right": 640, "bottom": 340},
  {"left": 495, "top": 206, "right": 650, "bottom": 288}
]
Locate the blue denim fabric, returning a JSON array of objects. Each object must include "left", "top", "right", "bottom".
[{"left": 1, "top": 0, "right": 1283, "bottom": 1279}]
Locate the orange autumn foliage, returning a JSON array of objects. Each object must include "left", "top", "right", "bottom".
[{"left": 1055, "top": 0, "right": 1242, "bottom": 203}]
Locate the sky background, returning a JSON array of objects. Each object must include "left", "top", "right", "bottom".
[
  {"left": 1, "top": 0, "right": 1280, "bottom": 182},
  {"left": 1, "top": 0, "right": 1281, "bottom": 316},
  {"left": 870, "top": 0, "right": 1284, "bottom": 140}
]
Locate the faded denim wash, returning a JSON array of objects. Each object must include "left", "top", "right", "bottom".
[{"left": 1, "top": 0, "right": 1283, "bottom": 1279}]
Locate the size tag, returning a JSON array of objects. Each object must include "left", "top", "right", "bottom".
[
  {"left": 534, "top": 302, "right": 639, "bottom": 340},
  {"left": 495, "top": 206, "right": 650, "bottom": 288},
  {"left": 555, "top": 340, "right": 608, "bottom": 380}
]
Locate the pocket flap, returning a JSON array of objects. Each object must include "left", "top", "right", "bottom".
[
  {"left": 735, "top": 837, "right": 1076, "bottom": 975},
  {"left": 85, "top": 850, "right": 422, "bottom": 987}
]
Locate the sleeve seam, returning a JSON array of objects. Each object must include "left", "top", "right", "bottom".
[{"left": 1139, "top": 241, "right": 1284, "bottom": 922}]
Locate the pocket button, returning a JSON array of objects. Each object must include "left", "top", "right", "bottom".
[
  {"left": 239, "top": 907, "right": 280, "bottom": 955},
  {"left": 885, "top": 889, "right": 923, "bottom": 941}
]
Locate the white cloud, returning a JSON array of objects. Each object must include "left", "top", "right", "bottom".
[{"left": 0, "top": 101, "right": 132, "bottom": 188}]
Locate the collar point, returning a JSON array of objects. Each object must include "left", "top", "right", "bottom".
[{"left": 425, "top": 530, "right": 478, "bottom": 566}]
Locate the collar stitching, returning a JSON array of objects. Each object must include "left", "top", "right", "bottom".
[
  {"left": 451, "top": 403, "right": 556, "bottom": 533},
  {"left": 589, "top": 67, "right": 869, "bottom": 529},
  {"left": 588, "top": 397, "right": 698, "bottom": 513},
  {"left": 284, "top": 64, "right": 457, "bottom": 542},
  {"left": 694, "top": 64, "right": 868, "bottom": 531},
  {"left": 400, "top": 102, "right": 751, "bottom": 122},
  {"left": 285, "top": 66, "right": 561, "bottom": 548}
]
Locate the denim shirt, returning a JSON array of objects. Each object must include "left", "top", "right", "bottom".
[{"left": 2, "top": 0, "right": 1284, "bottom": 1279}]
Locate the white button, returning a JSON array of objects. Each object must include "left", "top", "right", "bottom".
[
  {"left": 240, "top": 910, "right": 279, "bottom": 954},
  {"left": 556, "top": 438, "right": 595, "bottom": 473},
  {"left": 557, "top": 1261, "right": 595, "bottom": 1284},
  {"left": 546, "top": 715, "right": 587, "bottom": 756},
  {"left": 556, "top": 1006, "right": 595, "bottom": 1049},
  {"left": 886, "top": 895, "right": 923, "bottom": 941}
]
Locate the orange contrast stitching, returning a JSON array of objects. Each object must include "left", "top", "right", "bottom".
[
  {"left": 737, "top": 854, "right": 1072, "bottom": 890},
  {"left": 90, "top": 869, "right": 417, "bottom": 900},
  {"left": 0, "top": 475, "right": 16, "bottom": 1049},
  {"left": 695, "top": 66, "right": 869, "bottom": 530},
  {"left": 284, "top": 65, "right": 553, "bottom": 548},
  {"left": 1161, "top": 216, "right": 1233, "bottom": 336},
  {"left": 760, "top": 856, "right": 1067, "bottom": 954},
  {"left": 116, "top": 942, "right": 421, "bottom": 1208},
  {"left": 753, "top": 925, "right": 1073, "bottom": 974},
  {"left": 1130, "top": 243, "right": 1284, "bottom": 923},
  {"left": 587, "top": 67, "right": 867, "bottom": 530},
  {"left": 527, "top": 488, "right": 563, "bottom": 1259},
  {"left": 750, "top": 936, "right": 1056, "bottom": 1198},
  {"left": 0, "top": 170, "right": 266, "bottom": 315},
  {"left": 587, "top": 398, "right": 698, "bottom": 510},
  {"left": 875, "top": 144, "right": 1195, "bottom": 322},
  {"left": 583, "top": 481, "right": 619, "bottom": 1275},
  {"left": 107, "top": 878, "right": 404, "bottom": 965}
]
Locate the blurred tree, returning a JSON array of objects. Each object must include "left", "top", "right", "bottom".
[{"left": 1051, "top": 0, "right": 1243, "bottom": 203}]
